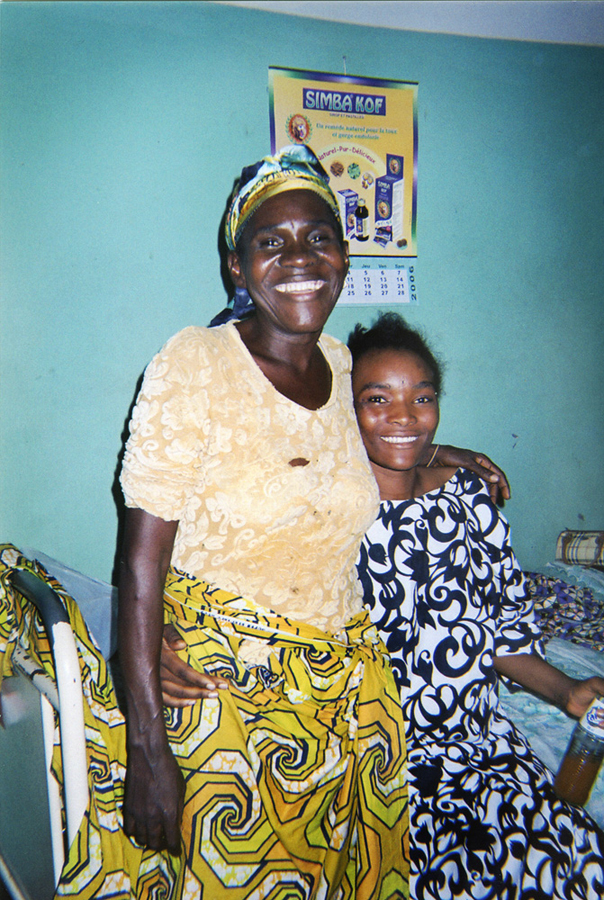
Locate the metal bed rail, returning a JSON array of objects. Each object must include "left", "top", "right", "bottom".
[{"left": 5, "top": 570, "right": 89, "bottom": 891}]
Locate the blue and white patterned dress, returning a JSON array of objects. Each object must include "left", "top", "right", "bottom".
[{"left": 357, "top": 469, "right": 604, "bottom": 900}]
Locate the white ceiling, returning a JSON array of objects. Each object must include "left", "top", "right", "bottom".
[{"left": 216, "top": 1, "right": 604, "bottom": 46}]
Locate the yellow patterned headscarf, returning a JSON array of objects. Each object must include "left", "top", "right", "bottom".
[{"left": 225, "top": 145, "right": 342, "bottom": 252}]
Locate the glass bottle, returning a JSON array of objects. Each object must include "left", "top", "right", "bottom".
[
  {"left": 355, "top": 199, "right": 369, "bottom": 242},
  {"left": 554, "top": 696, "right": 604, "bottom": 806}
]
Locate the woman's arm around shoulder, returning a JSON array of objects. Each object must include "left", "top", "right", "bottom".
[{"left": 425, "top": 444, "right": 510, "bottom": 505}]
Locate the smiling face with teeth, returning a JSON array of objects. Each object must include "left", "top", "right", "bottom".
[
  {"left": 227, "top": 190, "right": 349, "bottom": 339},
  {"left": 353, "top": 348, "right": 440, "bottom": 499}
]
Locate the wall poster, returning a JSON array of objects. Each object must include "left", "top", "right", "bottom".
[{"left": 269, "top": 66, "right": 418, "bottom": 306}]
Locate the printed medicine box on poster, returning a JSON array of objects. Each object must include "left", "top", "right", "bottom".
[
  {"left": 337, "top": 189, "right": 359, "bottom": 238},
  {"left": 375, "top": 155, "right": 405, "bottom": 246}
]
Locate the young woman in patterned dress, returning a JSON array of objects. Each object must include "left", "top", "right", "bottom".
[{"left": 350, "top": 312, "right": 604, "bottom": 900}]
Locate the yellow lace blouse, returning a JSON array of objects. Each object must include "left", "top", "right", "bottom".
[{"left": 120, "top": 322, "right": 379, "bottom": 633}]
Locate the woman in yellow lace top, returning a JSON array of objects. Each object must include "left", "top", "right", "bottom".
[
  {"left": 115, "top": 145, "right": 507, "bottom": 900},
  {"left": 120, "top": 321, "right": 378, "bottom": 634}
]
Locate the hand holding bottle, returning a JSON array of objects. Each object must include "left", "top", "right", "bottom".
[
  {"left": 554, "top": 696, "right": 604, "bottom": 807},
  {"left": 565, "top": 676, "right": 604, "bottom": 719}
]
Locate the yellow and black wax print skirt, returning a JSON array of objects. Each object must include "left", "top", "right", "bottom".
[{"left": 0, "top": 548, "right": 409, "bottom": 900}]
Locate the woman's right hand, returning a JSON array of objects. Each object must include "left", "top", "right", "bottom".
[
  {"left": 118, "top": 508, "right": 186, "bottom": 854},
  {"left": 123, "top": 739, "right": 185, "bottom": 854},
  {"left": 161, "top": 623, "right": 230, "bottom": 707}
]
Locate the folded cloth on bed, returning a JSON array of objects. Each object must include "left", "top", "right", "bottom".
[
  {"left": 524, "top": 571, "right": 604, "bottom": 653},
  {"left": 556, "top": 530, "right": 604, "bottom": 567}
]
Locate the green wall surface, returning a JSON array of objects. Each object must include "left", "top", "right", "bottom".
[{"left": 1, "top": 1, "right": 603, "bottom": 583}]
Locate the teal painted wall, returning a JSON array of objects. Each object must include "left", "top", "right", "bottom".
[{"left": 1, "top": 1, "right": 603, "bottom": 583}]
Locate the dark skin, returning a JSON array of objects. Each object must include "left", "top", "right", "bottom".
[
  {"left": 120, "top": 188, "right": 512, "bottom": 851},
  {"left": 425, "top": 446, "right": 509, "bottom": 505},
  {"left": 226, "top": 191, "right": 350, "bottom": 409},
  {"left": 120, "top": 190, "right": 351, "bottom": 853},
  {"left": 119, "top": 509, "right": 182, "bottom": 852}
]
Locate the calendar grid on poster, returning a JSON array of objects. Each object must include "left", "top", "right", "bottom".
[{"left": 339, "top": 264, "right": 417, "bottom": 306}]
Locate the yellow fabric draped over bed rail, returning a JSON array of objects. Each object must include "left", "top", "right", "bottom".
[{"left": 0, "top": 548, "right": 409, "bottom": 900}]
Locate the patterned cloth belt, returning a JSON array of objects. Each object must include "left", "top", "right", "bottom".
[{"left": 164, "top": 566, "right": 384, "bottom": 659}]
